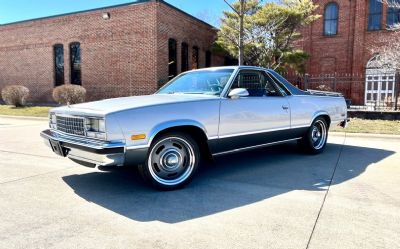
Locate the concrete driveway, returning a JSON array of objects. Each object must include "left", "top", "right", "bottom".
[{"left": 0, "top": 116, "right": 399, "bottom": 249}]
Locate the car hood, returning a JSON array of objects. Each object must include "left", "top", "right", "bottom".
[{"left": 52, "top": 94, "right": 220, "bottom": 116}]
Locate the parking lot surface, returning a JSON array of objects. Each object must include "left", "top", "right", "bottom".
[{"left": 0, "top": 116, "right": 399, "bottom": 249}]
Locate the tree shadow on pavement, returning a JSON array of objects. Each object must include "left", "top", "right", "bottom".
[{"left": 62, "top": 141, "right": 394, "bottom": 223}]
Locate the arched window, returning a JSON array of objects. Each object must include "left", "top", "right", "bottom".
[
  {"left": 387, "top": 0, "right": 400, "bottom": 27},
  {"left": 70, "top": 42, "right": 81, "bottom": 85},
  {"left": 53, "top": 44, "right": 64, "bottom": 86},
  {"left": 205, "top": 51, "right": 212, "bottom": 67},
  {"left": 365, "top": 55, "right": 396, "bottom": 106},
  {"left": 192, "top": 46, "right": 199, "bottom": 69},
  {"left": 368, "top": 0, "right": 382, "bottom": 30},
  {"left": 181, "top": 42, "right": 189, "bottom": 72},
  {"left": 168, "top": 39, "right": 177, "bottom": 80},
  {"left": 324, "top": 2, "right": 339, "bottom": 36}
]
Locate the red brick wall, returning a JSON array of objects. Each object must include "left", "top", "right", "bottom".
[
  {"left": 155, "top": 2, "right": 224, "bottom": 87},
  {"left": 0, "top": 1, "right": 224, "bottom": 103},
  {"left": 297, "top": 0, "right": 398, "bottom": 104}
]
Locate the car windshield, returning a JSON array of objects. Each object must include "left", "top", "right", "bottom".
[{"left": 157, "top": 69, "right": 234, "bottom": 96}]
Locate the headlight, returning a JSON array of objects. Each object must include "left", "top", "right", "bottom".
[
  {"left": 85, "top": 117, "right": 106, "bottom": 140},
  {"left": 49, "top": 113, "right": 57, "bottom": 129}
]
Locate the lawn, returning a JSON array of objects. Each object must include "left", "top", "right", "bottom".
[
  {"left": 331, "top": 118, "right": 400, "bottom": 135},
  {"left": 0, "top": 105, "right": 52, "bottom": 117}
]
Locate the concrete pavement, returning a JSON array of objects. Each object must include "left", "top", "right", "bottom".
[{"left": 0, "top": 116, "right": 399, "bottom": 249}]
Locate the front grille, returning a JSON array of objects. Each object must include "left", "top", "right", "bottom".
[{"left": 56, "top": 116, "right": 85, "bottom": 136}]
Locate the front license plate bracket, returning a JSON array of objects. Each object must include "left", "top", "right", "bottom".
[{"left": 49, "top": 139, "right": 68, "bottom": 157}]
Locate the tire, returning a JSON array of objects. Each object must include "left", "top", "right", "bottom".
[
  {"left": 298, "top": 117, "right": 328, "bottom": 154},
  {"left": 138, "top": 132, "right": 201, "bottom": 190}
]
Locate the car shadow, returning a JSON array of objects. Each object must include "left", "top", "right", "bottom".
[{"left": 62, "top": 141, "right": 394, "bottom": 224}]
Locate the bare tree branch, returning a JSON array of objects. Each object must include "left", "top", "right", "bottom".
[{"left": 223, "top": 0, "right": 240, "bottom": 15}]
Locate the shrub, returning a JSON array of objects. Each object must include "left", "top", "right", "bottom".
[
  {"left": 1, "top": 85, "right": 30, "bottom": 107},
  {"left": 53, "top": 85, "right": 86, "bottom": 105}
]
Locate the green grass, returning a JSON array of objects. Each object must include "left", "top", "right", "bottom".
[
  {"left": 0, "top": 105, "right": 52, "bottom": 117},
  {"left": 331, "top": 118, "right": 400, "bottom": 135}
]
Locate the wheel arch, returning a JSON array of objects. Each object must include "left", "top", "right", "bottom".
[
  {"left": 148, "top": 121, "right": 212, "bottom": 158},
  {"left": 310, "top": 111, "right": 331, "bottom": 128}
]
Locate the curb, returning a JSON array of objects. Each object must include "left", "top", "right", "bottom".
[
  {"left": 0, "top": 115, "right": 48, "bottom": 121},
  {"left": 330, "top": 131, "right": 400, "bottom": 140}
]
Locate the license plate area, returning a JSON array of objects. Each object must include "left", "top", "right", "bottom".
[{"left": 49, "top": 139, "right": 68, "bottom": 157}]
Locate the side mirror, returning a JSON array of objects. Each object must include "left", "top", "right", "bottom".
[{"left": 228, "top": 88, "right": 249, "bottom": 99}]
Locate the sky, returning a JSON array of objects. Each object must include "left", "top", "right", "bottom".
[{"left": 0, "top": 0, "right": 231, "bottom": 27}]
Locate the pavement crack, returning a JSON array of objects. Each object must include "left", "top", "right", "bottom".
[
  {"left": 305, "top": 133, "right": 347, "bottom": 249},
  {"left": 0, "top": 149, "right": 56, "bottom": 159},
  {"left": 0, "top": 166, "right": 75, "bottom": 185}
]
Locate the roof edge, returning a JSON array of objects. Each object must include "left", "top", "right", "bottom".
[{"left": 0, "top": 0, "right": 218, "bottom": 29}]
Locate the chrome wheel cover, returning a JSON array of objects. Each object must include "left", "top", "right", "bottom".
[
  {"left": 148, "top": 137, "right": 196, "bottom": 186},
  {"left": 311, "top": 120, "right": 327, "bottom": 150}
]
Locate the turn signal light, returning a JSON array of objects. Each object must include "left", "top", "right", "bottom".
[{"left": 131, "top": 134, "right": 146, "bottom": 140}]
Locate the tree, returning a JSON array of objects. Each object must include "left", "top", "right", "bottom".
[
  {"left": 217, "top": 0, "right": 320, "bottom": 73},
  {"left": 369, "top": 0, "right": 400, "bottom": 71},
  {"left": 221, "top": 0, "right": 261, "bottom": 65}
]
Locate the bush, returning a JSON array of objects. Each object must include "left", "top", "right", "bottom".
[
  {"left": 1, "top": 85, "right": 30, "bottom": 107},
  {"left": 53, "top": 85, "right": 86, "bottom": 105}
]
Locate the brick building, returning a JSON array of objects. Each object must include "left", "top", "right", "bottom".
[
  {"left": 297, "top": 0, "right": 399, "bottom": 106},
  {"left": 0, "top": 0, "right": 226, "bottom": 103}
]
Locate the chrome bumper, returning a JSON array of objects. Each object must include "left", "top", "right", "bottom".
[{"left": 40, "top": 129, "right": 125, "bottom": 167}]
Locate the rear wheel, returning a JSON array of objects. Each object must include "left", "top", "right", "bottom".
[
  {"left": 298, "top": 117, "right": 328, "bottom": 154},
  {"left": 138, "top": 132, "right": 200, "bottom": 190}
]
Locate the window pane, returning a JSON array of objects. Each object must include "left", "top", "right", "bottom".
[
  {"left": 168, "top": 39, "right": 177, "bottom": 80},
  {"left": 54, "top": 44, "right": 64, "bottom": 86},
  {"left": 325, "top": 4, "right": 338, "bottom": 19},
  {"left": 387, "top": 6, "right": 400, "bottom": 27},
  {"left": 368, "top": 0, "right": 382, "bottom": 30},
  {"left": 231, "top": 71, "right": 281, "bottom": 97},
  {"left": 324, "top": 3, "right": 338, "bottom": 35},
  {"left": 324, "top": 20, "right": 338, "bottom": 35},
  {"left": 70, "top": 42, "right": 81, "bottom": 85}
]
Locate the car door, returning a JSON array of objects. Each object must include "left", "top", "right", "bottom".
[{"left": 216, "top": 70, "right": 291, "bottom": 153}]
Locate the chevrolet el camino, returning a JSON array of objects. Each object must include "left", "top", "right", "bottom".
[{"left": 41, "top": 66, "right": 348, "bottom": 190}]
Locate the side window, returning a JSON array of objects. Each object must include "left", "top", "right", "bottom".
[{"left": 231, "top": 70, "right": 281, "bottom": 97}]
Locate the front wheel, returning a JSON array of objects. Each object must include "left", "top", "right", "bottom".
[
  {"left": 138, "top": 132, "right": 200, "bottom": 190},
  {"left": 298, "top": 117, "right": 328, "bottom": 154}
]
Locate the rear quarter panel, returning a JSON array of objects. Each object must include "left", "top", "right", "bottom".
[{"left": 287, "top": 95, "right": 347, "bottom": 128}]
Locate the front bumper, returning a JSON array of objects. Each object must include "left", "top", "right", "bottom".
[{"left": 40, "top": 129, "right": 125, "bottom": 167}]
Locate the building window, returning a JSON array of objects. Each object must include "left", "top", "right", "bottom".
[
  {"left": 53, "top": 44, "right": 64, "bottom": 86},
  {"left": 70, "top": 42, "right": 81, "bottom": 85},
  {"left": 192, "top": 46, "right": 199, "bottom": 69},
  {"left": 168, "top": 39, "right": 177, "bottom": 80},
  {"left": 323, "top": 3, "right": 339, "bottom": 36},
  {"left": 387, "top": 0, "right": 400, "bottom": 27},
  {"left": 181, "top": 42, "right": 189, "bottom": 72},
  {"left": 205, "top": 51, "right": 212, "bottom": 67},
  {"left": 368, "top": 0, "right": 383, "bottom": 30}
]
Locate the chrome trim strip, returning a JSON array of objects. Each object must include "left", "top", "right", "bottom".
[
  {"left": 218, "top": 126, "right": 308, "bottom": 139},
  {"left": 126, "top": 144, "right": 150, "bottom": 150},
  {"left": 212, "top": 138, "right": 302, "bottom": 156},
  {"left": 290, "top": 124, "right": 310, "bottom": 129},
  {"left": 41, "top": 130, "right": 124, "bottom": 150}
]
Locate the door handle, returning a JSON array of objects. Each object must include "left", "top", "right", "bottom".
[{"left": 282, "top": 105, "right": 289, "bottom": 110}]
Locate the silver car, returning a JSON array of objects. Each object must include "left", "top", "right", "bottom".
[{"left": 41, "top": 66, "right": 348, "bottom": 190}]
